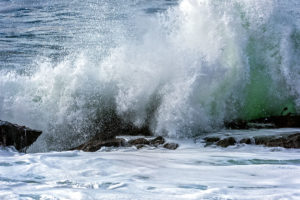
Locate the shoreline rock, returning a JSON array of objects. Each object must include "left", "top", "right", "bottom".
[
  {"left": 72, "top": 137, "right": 127, "bottom": 152},
  {"left": 254, "top": 133, "right": 300, "bottom": 148},
  {"left": 225, "top": 115, "right": 300, "bottom": 129},
  {"left": 72, "top": 136, "right": 179, "bottom": 152},
  {"left": 0, "top": 120, "right": 42, "bottom": 152},
  {"left": 203, "top": 132, "right": 300, "bottom": 149},
  {"left": 216, "top": 137, "right": 236, "bottom": 148},
  {"left": 163, "top": 143, "right": 179, "bottom": 150}
]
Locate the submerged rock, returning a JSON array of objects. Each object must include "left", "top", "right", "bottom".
[
  {"left": 73, "top": 137, "right": 126, "bottom": 152},
  {"left": 73, "top": 136, "right": 178, "bottom": 151},
  {"left": 204, "top": 137, "right": 220, "bottom": 143},
  {"left": 0, "top": 120, "right": 42, "bottom": 152},
  {"left": 149, "top": 136, "right": 165, "bottom": 146},
  {"left": 163, "top": 143, "right": 179, "bottom": 150},
  {"left": 239, "top": 138, "right": 252, "bottom": 144},
  {"left": 254, "top": 133, "right": 300, "bottom": 148},
  {"left": 216, "top": 137, "right": 236, "bottom": 147},
  {"left": 225, "top": 115, "right": 300, "bottom": 129},
  {"left": 128, "top": 138, "right": 150, "bottom": 146}
]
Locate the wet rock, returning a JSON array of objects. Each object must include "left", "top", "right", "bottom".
[
  {"left": 285, "top": 133, "right": 300, "bottom": 148},
  {"left": 0, "top": 120, "right": 42, "bottom": 152},
  {"left": 203, "top": 136, "right": 220, "bottom": 146},
  {"left": 204, "top": 137, "right": 220, "bottom": 143},
  {"left": 254, "top": 136, "right": 276, "bottom": 145},
  {"left": 239, "top": 138, "right": 252, "bottom": 144},
  {"left": 265, "top": 137, "right": 287, "bottom": 148},
  {"left": 254, "top": 133, "right": 300, "bottom": 148},
  {"left": 128, "top": 138, "right": 150, "bottom": 146},
  {"left": 216, "top": 137, "right": 236, "bottom": 147},
  {"left": 224, "top": 120, "right": 249, "bottom": 129},
  {"left": 204, "top": 136, "right": 220, "bottom": 145},
  {"left": 149, "top": 136, "right": 165, "bottom": 146},
  {"left": 251, "top": 116, "right": 300, "bottom": 128},
  {"left": 247, "top": 123, "right": 276, "bottom": 129},
  {"left": 226, "top": 115, "right": 300, "bottom": 130},
  {"left": 135, "top": 144, "right": 145, "bottom": 149},
  {"left": 163, "top": 143, "right": 179, "bottom": 150},
  {"left": 73, "top": 138, "right": 126, "bottom": 152}
]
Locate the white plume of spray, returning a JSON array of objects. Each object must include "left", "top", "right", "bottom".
[{"left": 0, "top": 0, "right": 299, "bottom": 152}]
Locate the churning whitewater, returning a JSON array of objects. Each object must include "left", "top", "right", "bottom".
[
  {"left": 0, "top": 0, "right": 299, "bottom": 152},
  {"left": 1, "top": 0, "right": 300, "bottom": 199}
]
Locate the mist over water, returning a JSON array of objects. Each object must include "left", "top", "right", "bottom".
[{"left": 0, "top": 0, "right": 299, "bottom": 151}]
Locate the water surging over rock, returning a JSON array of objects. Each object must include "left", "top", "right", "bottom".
[{"left": 0, "top": 0, "right": 299, "bottom": 152}]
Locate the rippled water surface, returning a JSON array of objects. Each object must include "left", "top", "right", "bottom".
[
  {"left": 1, "top": 0, "right": 300, "bottom": 199},
  {"left": 1, "top": 133, "right": 300, "bottom": 200}
]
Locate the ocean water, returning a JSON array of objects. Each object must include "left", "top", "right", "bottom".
[
  {"left": 0, "top": 0, "right": 299, "bottom": 151},
  {"left": 0, "top": 0, "right": 300, "bottom": 199},
  {"left": 1, "top": 130, "right": 300, "bottom": 200}
]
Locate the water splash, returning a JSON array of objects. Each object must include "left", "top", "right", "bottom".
[{"left": 0, "top": 0, "right": 299, "bottom": 151}]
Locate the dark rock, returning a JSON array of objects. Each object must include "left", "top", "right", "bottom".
[
  {"left": 149, "top": 136, "right": 165, "bottom": 146},
  {"left": 163, "top": 143, "right": 179, "bottom": 150},
  {"left": 226, "top": 115, "right": 300, "bottom": 130},
  {"left": 204, "top": 137, "right": 220, "bottom": 143},
  {"left": 224, "top": 120, "right": 249, "bottom": 129},
  {"left": 254, "top": 136, "right": 271, "bottom": 145},
  {"left": 73, "top": 138, "right": 126, "bottom": 152},
  {"left": 0, "top": 120, "right": 42, "bottom": 152},
  {"left": 216, "top": 137, "right": 236, "bottom": 147},
  {"left": 254, "top": 133, "right": 300, "bottom": 148},
  {"left": 285, "top": 133, "right": 300, "bottom": 148},
  {"left": 251, "top": 116, "right": 300, "bottom": 128},
  {"left": 265, "top": 137, "right": 287, "bottom": 148},
  {"left": 247, "top": 123, "right": 275, "bottom": 129},
  {"left": 135, "top": 144, "right": 145, "bottom": 149},
  {"left": 128, "top": 138, "right": 150, "bottom": 146},
  {"left": 240, "top": 138, "right": 252, "bottom": 144}
]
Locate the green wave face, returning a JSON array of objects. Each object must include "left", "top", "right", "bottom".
[
  {"left": 0, "top": 0, "right": 300, "bottom": 151},
  {"left": 241, "top": 36, "right": 297, "bottom": 120}
]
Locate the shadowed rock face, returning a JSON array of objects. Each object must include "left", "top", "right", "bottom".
[
  {"left": 0, "top": 120, "right": 42, "bottom": 152},
  {"left": 254, "top": 133, "right": 300, "bottom": 148},
  {"left": 72, "top": 136, "right": 179, "bottom": 152},
  {"left": 72, "top": 137, "right": 127, "bottom": 152},
  {"left": 225, "top": 116, "right": 300, "bottom": 129},
  {"left": 216, "top": 137, "right": 236, "bottom": 148}
]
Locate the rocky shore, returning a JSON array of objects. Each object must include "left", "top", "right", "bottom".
[
  {"left": 0, "top": 120, "right": 42, "bottom": 152},
  {"left": 72, "top": 135, "right": 179, "bottom": 152},
  {"left": 204, "top": 133, "right": 300, "bottom": 148},
  {"left": 1, "top": 115, "right": 300, "bottom": 152}
]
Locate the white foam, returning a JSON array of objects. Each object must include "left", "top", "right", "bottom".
[
  {"left": 0, "top": 0, "right": 299, "bottom": 151},
  {"left": 1, "top": 137, "right": 300, "bottom": 200}
]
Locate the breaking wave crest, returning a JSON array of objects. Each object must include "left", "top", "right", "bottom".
[{"left": 0, "top": 0, "right": 299, "bottom": 152}]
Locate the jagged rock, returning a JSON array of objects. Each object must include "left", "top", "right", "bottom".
[
  {"left": 0, "top": 120, "right": 42, "bottom": 152},
  {"left": 163, "top": 143, "right": 179, "bottom": 150},
  {"left": 149, "top": 136, "right": 165, "bottom": 146},
  {"left": 216, "top": 137, "right": 236, "bottom": 147},
  {"left": 254, "top": 136, "right": 275, "bottom": 145},
  {"left": 73, "top": 138, "right": 126, "bottom": 152},
  {"left": 224, "top": 120, "right": 249, "bottom": 129},
  {"left": 225, "top": 115, "right": 300, "bottom": 129},
  {"left": 204, "top": 137, "right": 220, "bottom": 143},
  {"left": 128, "top": 138, "right": 150, "bottom": 146},
  {"left": 240, "top": 138, "right": 252, "bottom": 144},
  {"left": 135, "top": 144, "right": 145, "bottom": 149},
  {"left": 254, "top": 133, "right": 300, "bottom": 148},
  {"left": 203, "top": 136, "right": 221, "bottom": 146},
  {"left": 285, "top": 133, "right": 300, "bottom": 148},
  {"left": 251, "top": 116, "right": 300, "bottom": 128}
]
